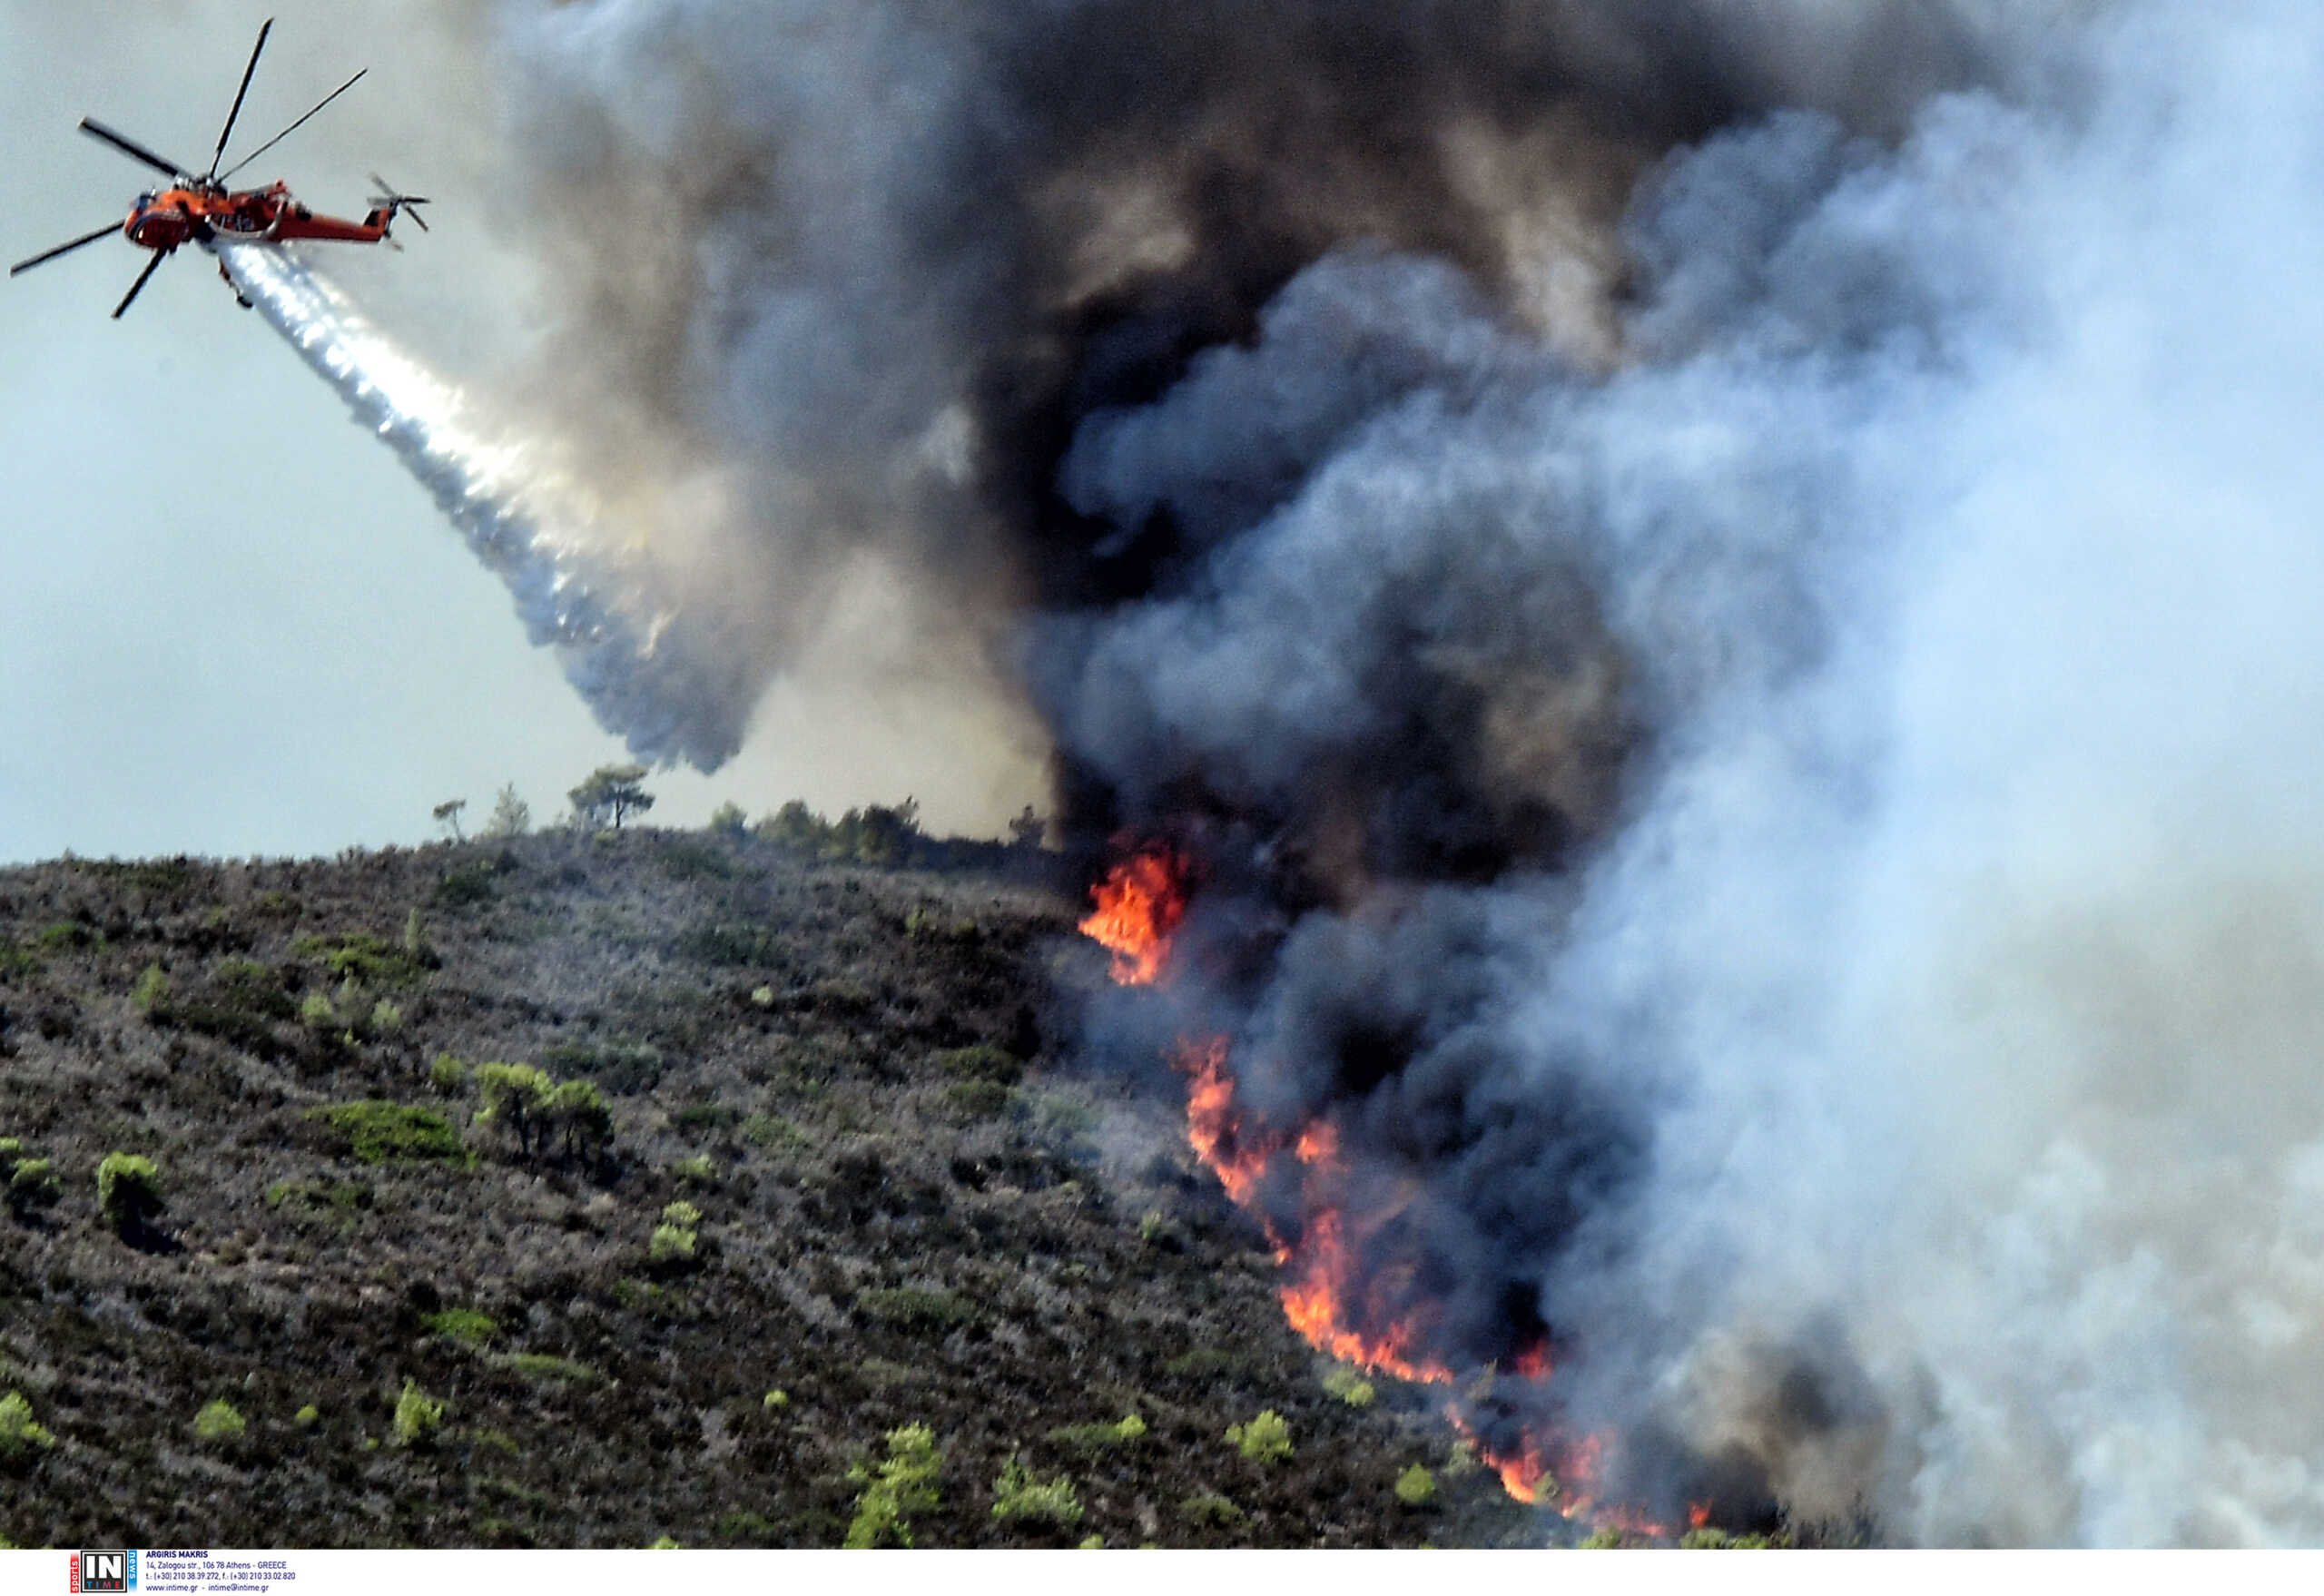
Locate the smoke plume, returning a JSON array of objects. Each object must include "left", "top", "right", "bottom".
[{"left": 322, "top": 0, "right": 2324, "bottom": 1543}]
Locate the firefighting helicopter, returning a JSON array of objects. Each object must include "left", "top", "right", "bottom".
[{"left": 8, "top": 19, "right": 428, "bottom": 319}]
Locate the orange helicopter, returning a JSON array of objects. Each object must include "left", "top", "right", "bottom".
[{"left": 9, "top": 19, "right": 428, "bottom": 319}]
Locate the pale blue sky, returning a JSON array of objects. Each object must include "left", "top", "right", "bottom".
[{"left": 0, "top": 2, "right": 1042, "bottom": 864}]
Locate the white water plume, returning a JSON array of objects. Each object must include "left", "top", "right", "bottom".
[{"left": 216, "top": 241, "right": 742, "bottom": 767}]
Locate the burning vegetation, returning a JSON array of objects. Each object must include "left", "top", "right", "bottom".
[{"left": 1081, "top": 846, "right": 1689, "bottom": 1539}]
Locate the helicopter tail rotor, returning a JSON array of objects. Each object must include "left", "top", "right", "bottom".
[{"left": 366, "top": 174, "right": 431, "bottom": 233}]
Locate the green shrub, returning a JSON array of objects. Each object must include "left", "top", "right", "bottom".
[
  {"left": 990, "top": 1453, "right": 1084, "bottom": 1528},
  {"left": 659, "top": 839, "right": 734, "bottom": 882},
  {"left": 742, "top": 1115, "right": 811, "bottom": 1155},
  {"left": 312, "top": 1101, "right": 466, "bottom": 1165},
  {"left": 435, "top": 867, "right": 497, "bottom": 909},
  {"left": 1393, "top": 1463, "right": 1436, "bottom": 1507},
  {"left": 1679, "top": 1527, "right": 1730, "bottom": 1550},
  {"left": 368, "top": 999, "right": 404, "bottom": 1035},
  {"left": 193, "top": 1399, "right": 247, "bottom": 1447},
  {"left": 131, "top": 962, "right": 170, "bottom": 1017},
  {"left": 671, "top": 1153, "right": 717, "bottom": 1186},
  {"left": 264, "top": 1180, "right": 372, "bottom": 1224},
  {"left": 392, "top": 1380, "right": 444, "bottom": 1447},
  {"left": 648, "top": 1225, "right": 697, "bottom": 1266},
  {"left": 299, "top": 992, "right": 336, "bottom": 1030},
  {"left": 0, "top": 1391, "right": 55, "bottom": 1464},
  {"left": 1323, "top": 1365, "right": 1376, "bottom": 1407},
  {"left": 756, "top": 800, "right": 827, "bottom": 852},
  {"left": 95, "top": 1151, "right": 162, "bottom": 1234},
  {"left": 678, "top": 921, "right": 781, "bottom": 967},
  {"left": 1580, "top": 1528, "right": 1624, "bottom": 1550},
  {"left": 856, "top": 1286, "right": 973, "bottom": 1332},
  {"left": 1048, "top": 1414, "right": 1146, "bottom": 1454},
  {"left": 763, "top": 1389, "right": 791, "bottom": 1409},
  {"left": 1179, "top": 1494, "right": 1246, "bottom": 1529},
  {"left": 429, "top": 1053, "right": 469, "bottom": 1096},
  {"left": 294, "top": 1404, "right": 320, "bottom": 1429},
  {"left": 1226, "top": 1409, "right": 1292, "bottom": 1464},
  {"left": 935, "top": 1043, "right": 1021, "bottom": 1085},
  {"left": 707, "top": 801, "right": 749, "bottom": 837},
  {"left": 294, "top": 931, "right": 429, "bottom": 987},
  {"left": 942, "top": 1079, "right": 1014, "bottom": 1120},
  {"left": 421, "top": 1307, "right": 498, "bottom": 1347},
  {"left": 715, "top": 1510, "right": 778, "bottom": 1544},
  {"left": 538, "top": 1039, "right": 664, "bottom": 1094},
  {"left": 844, "top": 1424, "right": 942, "bottom": 1549},
  {"left": 3, "top": 1141, "right": 60, "bottom": 1217},
  {"left": 1164, "top": 1346, "right": 1256, "bottom": 1381},
  {"left": 495, "top": 1354, "right": 598, "bottom": 1384}
]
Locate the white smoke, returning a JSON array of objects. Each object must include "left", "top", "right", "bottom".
[
  {"left": 217, "top": 241, "right": 755, "bottom": 766},
  {"left": 232, "top": 0, "right": 2324, "bottom": 1540},
  {"left": 1046, "top": 0, "right": 2324, "bottom": 1544}
]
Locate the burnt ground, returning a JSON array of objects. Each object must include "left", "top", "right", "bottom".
[{"left": 0, "top": 829, "right": 1551, "bottom": 1549}]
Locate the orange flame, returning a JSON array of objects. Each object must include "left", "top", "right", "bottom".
[
  {"left": 1079, "top": 847, "right": 1189, "bottom": 985},
  {"left": 1178, "top": 1036, "right": 1271, "bottom": 1205},
  {"left": 1085, "top": 849, "right": 1676, "bottom": 1537}
]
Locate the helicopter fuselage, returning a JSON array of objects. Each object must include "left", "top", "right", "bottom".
[{"left": 125, "top": 181, "right": 396, "bottom": 254}]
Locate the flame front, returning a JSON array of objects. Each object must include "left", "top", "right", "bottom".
[
  {"left": 1089, "top": 846, "right": 1671, "bottom": 1537},
  {"left": 1179, "top": 1036, "right": 1270, "bottom": 1205},
  {"left": 1079, "top": 846, "right": 1189, "bottom": 985}
]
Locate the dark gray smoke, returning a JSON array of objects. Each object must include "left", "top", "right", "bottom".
[
  {"left": 471, "top": 0, "right": 2324, "bottom": 1544},
  {"left": 482, "top": 0, "right": 2004, "bottom": 742}
]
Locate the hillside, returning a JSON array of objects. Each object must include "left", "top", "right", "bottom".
[{"left": 0, "top": 829, "right": 1541, "bottom": 1549}]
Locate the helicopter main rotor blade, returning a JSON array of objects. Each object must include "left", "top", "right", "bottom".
[
  {"left": 215, "top": 67, "right": 365, "bottom": 183},
  {"left": 207, "top": 16, "right": 275, "bottom": 182},
  {"left": 10, "top": 221, "right": 121, "bottom": 278},
  {"left": 79, "top": 118, "right": 192, "bottom": 182},
  {"left": 112, "top": 250, "right": 168, "bottom": 320}
]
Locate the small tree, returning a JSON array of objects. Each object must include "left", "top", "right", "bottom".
[
  {"left": 845, "top": 1424, "right": 943, "bottom": 1549},
  {"left": 569, "top": 764, "right": 655, "bottom": 831},
  {"left": 0, "top": 1391, "right": 54, "bottom": 1465},
  {"left": 707, "top": 801, "right": 748, "bottom": 837},
  {"left": 482, "top": 784, "right": 531, "bottom": 840},
  {"left": 545, "top": 1079, "right": 613, "bottom": 1164},
  {"left": 1009, "top": 805, "right": 1046, "bottom": 851},
  {"left": 431, "top": 799, "right": 468, "bottom": 842},
  {"left": 854, "top": 800, "right": 921, "bottom": 867},
  {"left": 393, "top": 1380, "right": 445, "bottom": 1447},
  {"left": 475, "top": 1063, "right": 555, "bottom": 1159},
  {"left": 757, "top": 800, "right": 826, "bottom": 852}
]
